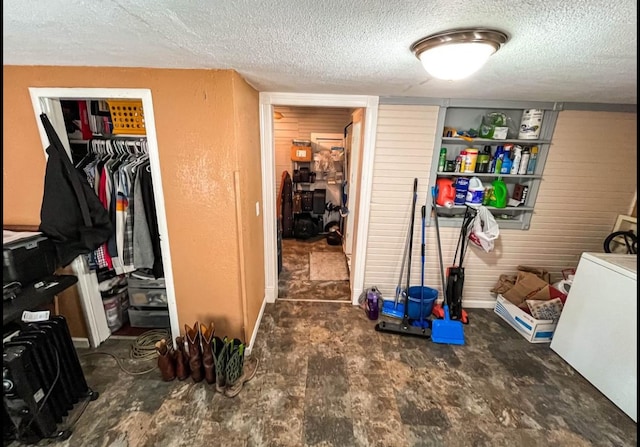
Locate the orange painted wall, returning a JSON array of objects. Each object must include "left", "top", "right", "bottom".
[
  {"left": 2, "top": 66, "right": 261, "bottom": 341},
  {"left": 231, "top": 72, "right": 264, "bottom": 341}
]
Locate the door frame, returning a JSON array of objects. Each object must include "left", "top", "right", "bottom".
[
  {"left": 28, "top": 88, "right": 181, "bottom": 346},
  {"left": 259, "top": 93, "right": 379, "bottom": 305}
]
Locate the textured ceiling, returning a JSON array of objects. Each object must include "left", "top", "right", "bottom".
[{"left": 3, "top": 0, "right": 637, "bottom": 105}]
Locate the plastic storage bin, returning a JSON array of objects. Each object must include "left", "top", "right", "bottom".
[
  {"left": 107, "top": 99, "right": 146, "bottom": 135},
  {"left": 128, "top": 307, "right": 171, "bottom": 328},
  {"left": 127, "top": 277, "right": 167, "bottom": 307}
]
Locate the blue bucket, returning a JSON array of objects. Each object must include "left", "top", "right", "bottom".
[{"left": 407, "top": 286, "right": 438, "bottom": 320}]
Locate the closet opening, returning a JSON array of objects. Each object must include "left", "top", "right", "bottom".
[
  {"left": 274, "top": 106, "right": 365, "bottom": 303},
  {"left": 29, "top": 88, "right": 179, "bottom": 348}
]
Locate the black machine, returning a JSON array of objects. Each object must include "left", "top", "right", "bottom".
[{"left": 3, "top": 315, "right": 98, "bottom": 444}]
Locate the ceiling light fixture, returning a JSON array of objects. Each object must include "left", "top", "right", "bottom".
[{"left": 411, "top": 28, "right": 508, "bottom": 81}]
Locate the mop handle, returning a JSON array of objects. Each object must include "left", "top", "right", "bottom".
[
  {"left": 420, "top": 204, "right": 426, "bottom": 322},
  {"left": 405, "top": 179, "right": 418, "bottom": 307},
  {"left": 396, "top": 215, "right": 412, "bottom": 296},
  {"left": 431, "top": 187, "right": 448, "bottom": 299}
]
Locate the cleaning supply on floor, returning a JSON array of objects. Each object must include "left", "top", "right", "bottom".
[
  {"left": 430, "top": 186, "right": 465, "bottom": 346},
  {"left": 465, "top": 177, "right": 484, "bottom": 206},
  {"left": 407, "top": 286, "right": 438, "bottom": 320},
  {"left": 381, "top": 185, "right": 415, "bottom": 320},
  {"left": 489, "top": 178, "right": 508, "bottom": 208},
  {"left": 375, "top": 178, "right": 430, "bottom": 340},
  {"left": 365, "top": 287, "right": 382, "bottom": 320}
]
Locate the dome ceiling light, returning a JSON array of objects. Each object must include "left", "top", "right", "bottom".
[{"left": 411, "top": 28, "right": 509, "bottom": 81}]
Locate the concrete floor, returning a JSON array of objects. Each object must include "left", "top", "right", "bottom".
[{"left": 7, "top": 301, "right": 637, "bottom": 447}]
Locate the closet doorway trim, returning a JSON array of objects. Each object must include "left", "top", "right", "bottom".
[
  {"left": 28, "top": 88, "right": 180, "bottom": 346},
  {"left": 259, "top": 92, "right": 379, "bottom": 306}
]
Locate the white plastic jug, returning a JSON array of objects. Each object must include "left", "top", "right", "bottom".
[{"left": 465, "top": 177, "right": 484, "bottom": 206}]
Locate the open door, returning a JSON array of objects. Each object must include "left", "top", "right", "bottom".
[{"left": 343, "top": 108, "right": 365, "bottom": 270}]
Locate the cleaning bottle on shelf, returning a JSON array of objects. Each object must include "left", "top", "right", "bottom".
[
  {"left": 490, "top": 145, "right": 504, "bottom": 174},
  {"left": 438, "top": 148, "right": 447, "bottom": 172},
  {"left": 500, "top": 152, "right": 512, "bottom": 175},
  {"left": 526, "top": 146, "right": 539, "bottom": 174},
  {"left": 518, "top": 147, "right": 531, "bottom": 175},
  {"left": 465, "top": 177, "right": 484, "bottom": 206},
  {"left": 510, "top": 145, "right": 522, "bottom": 175},
  {"left": 476, "top": 145, "right": 491, "bottom": 173},
  {"left": 489, "top": 178, "right": 508, "bottom": 208}
]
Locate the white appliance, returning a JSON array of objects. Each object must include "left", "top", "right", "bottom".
[{"left": 550, "top": 252, "right": 637, "bottom": 422}]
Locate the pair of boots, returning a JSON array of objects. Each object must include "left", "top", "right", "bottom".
[
  {"left": 155, "top": 338, "right": 190, "bottom": 382},
  {"left": 182, "top": 322, "right": 258, "bottom": 397}
]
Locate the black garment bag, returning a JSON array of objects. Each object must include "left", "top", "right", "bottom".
[{"left": 38, "top": 113, "right": 112, "bottom": 267}]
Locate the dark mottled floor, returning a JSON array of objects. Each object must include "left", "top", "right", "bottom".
[
  {"left": 8, "top": 303, "right": 636, "bottom": 447},
  {"left": 278, "top": 237, "right": 351, "bottom": 301}
]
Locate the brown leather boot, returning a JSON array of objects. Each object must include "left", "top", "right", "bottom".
[
  {"left": 185, "top": 322, "right": 204, "bottom": 382},
  {"left": 200, "top": 322, "right": 216, "bottom": 384},
  {"left": 155, "top": 339, "right": 176, "bottom": 382},
  {"left": 173, "top": 336, "right": 190, "bottom": 381}
]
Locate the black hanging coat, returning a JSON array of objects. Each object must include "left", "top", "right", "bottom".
[{"left": 38, "top": 113, "right": 112, "bottom": 267}]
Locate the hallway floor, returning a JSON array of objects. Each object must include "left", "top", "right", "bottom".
[
  {"left": 9, "top": 302, "right": 636, "bottom": 447},
  {"left": 278, "top": 237, "right": 351, "bottom": 302}
]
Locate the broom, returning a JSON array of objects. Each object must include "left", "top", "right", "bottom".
[{"left": 430, "top": 186, "right": 465, "bottom": 346}]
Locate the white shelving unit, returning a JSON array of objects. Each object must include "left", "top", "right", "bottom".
[{"left": 428, "top": 100, "right": 560, "bottom": 230}]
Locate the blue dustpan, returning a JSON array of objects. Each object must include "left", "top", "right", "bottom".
[
  {"left": 381, "top": 299, "right": 405, "bottom": 319},
  {"left": 431, "top": 304, "right": 465, "bottom": 345}
]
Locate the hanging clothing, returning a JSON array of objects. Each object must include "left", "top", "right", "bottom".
[
  {"left": 71, "top": 135, "right": 163, "bottom": 278},
  {"left": 38, "top": 113, "right": 112, "bottom": 267},
  {"left": 133, "top": 165, "right": 154, "bottom": 270},
  {"left": 138, "top": 164, "right": 164, "bottom": 278}
]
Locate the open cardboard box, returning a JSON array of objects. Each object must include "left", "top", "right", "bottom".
[{"left": 494, "top": 294, "right": 558, "bottom": 343}]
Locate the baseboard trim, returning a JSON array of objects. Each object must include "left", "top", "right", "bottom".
[
  {"left": 246, "top": 296, "right": 267, "bottom": 357},
  {"left": 461, "top": 299, "right": 497, "bottom": 308},
  {"left": 72, "top": 337, "right": 90, "bottom": 349},
  {"left": 432, "top": 298, "right": 497, "bottom": 309},
  {"left": 277, "top": 298, "right": 352, "bottom": 304}
]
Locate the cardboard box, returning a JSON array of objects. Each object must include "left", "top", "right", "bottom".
[
  {"left": 494, "top": 295, "right": 557, "bottom": 343},
  {"left": 291, "top": 146, "right": 312, "bottom": 161},
  {"left": 501, "top": 271, "right": 550, "bottom": 307}
]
